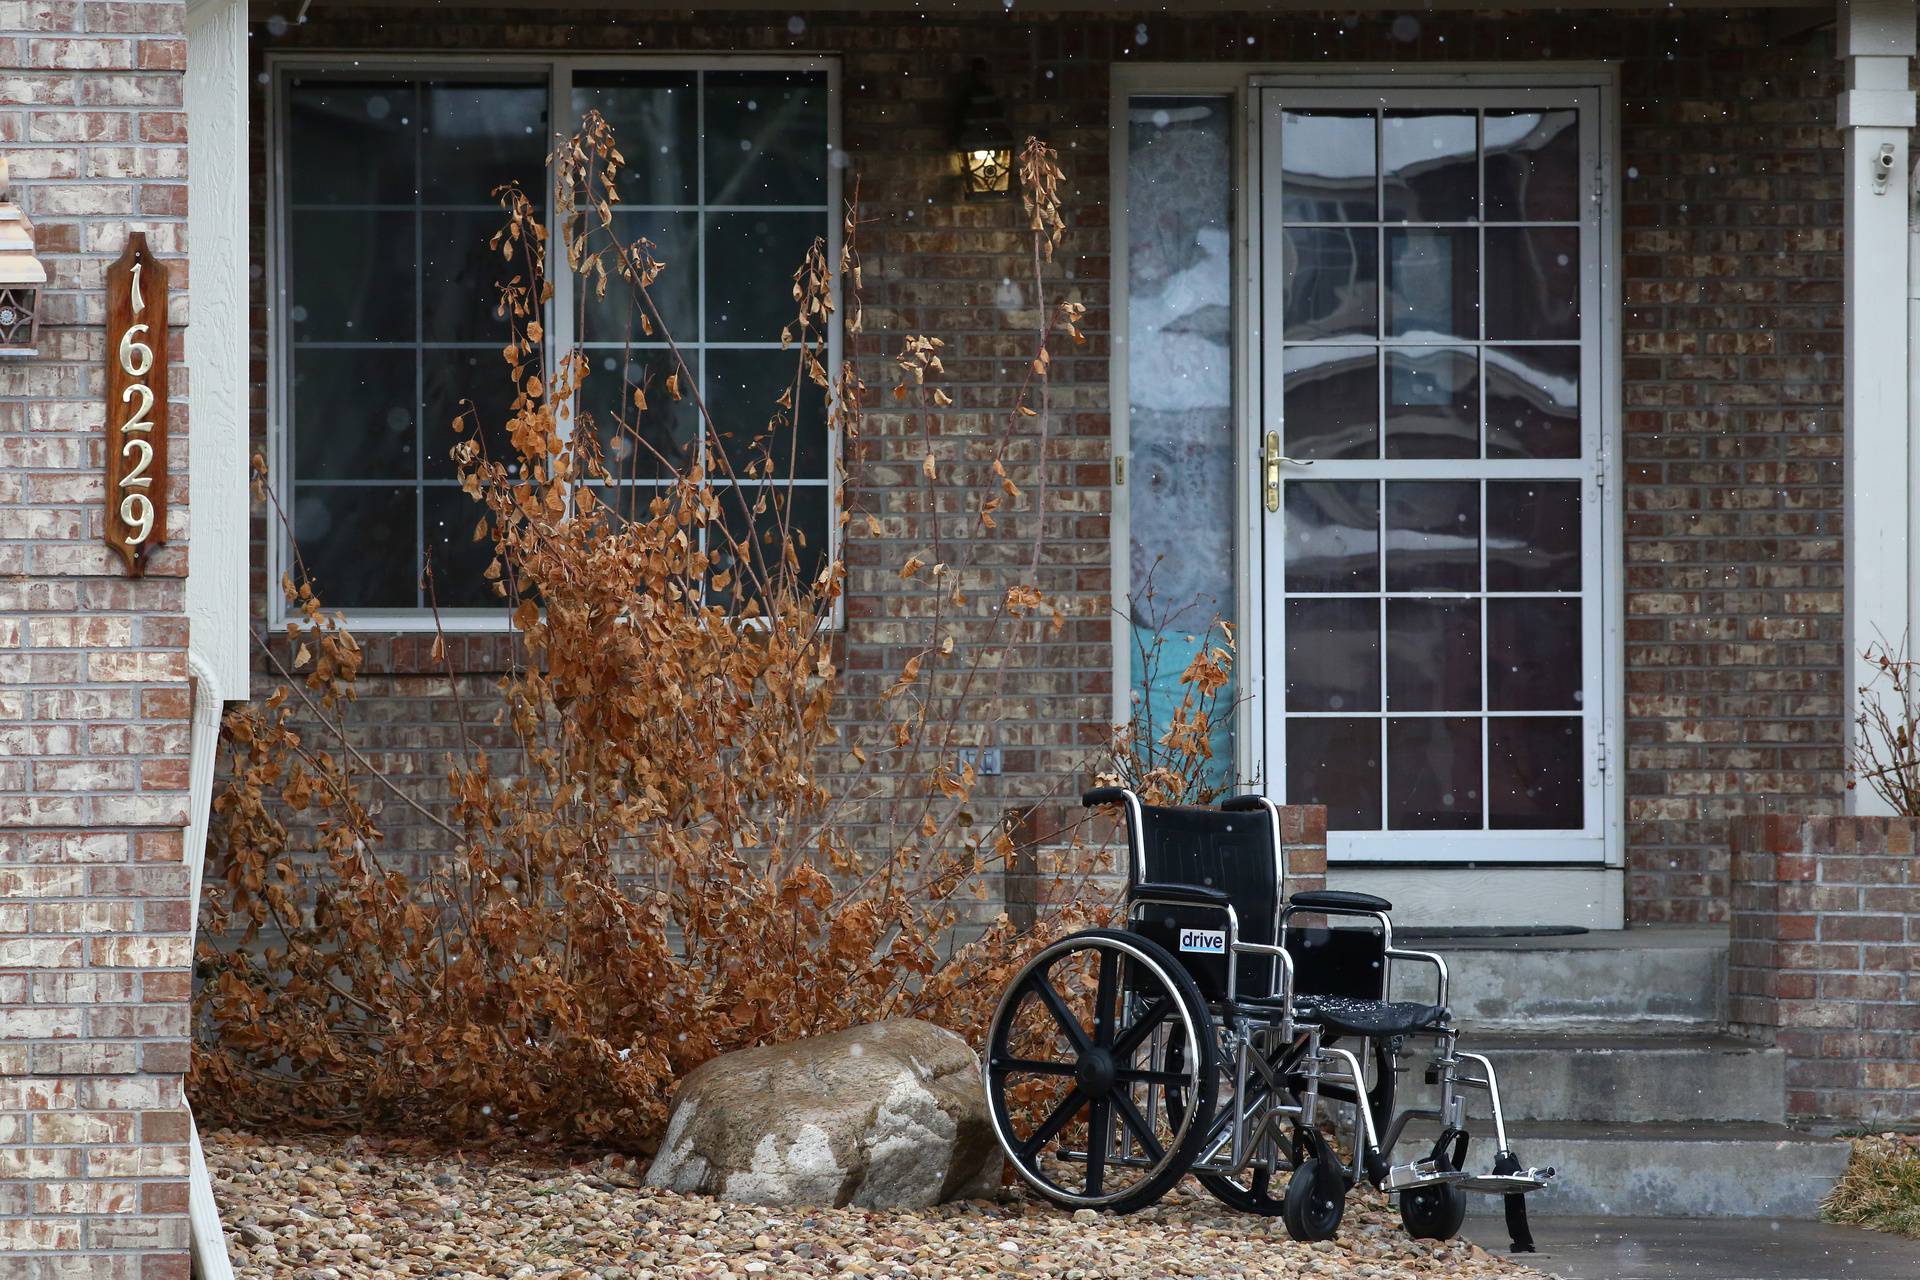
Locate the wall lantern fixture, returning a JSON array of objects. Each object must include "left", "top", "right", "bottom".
[
  {"left": 0, "top": 159, "right": 46, "bottom": 357},
  {"left": 955, "top": 58, "right": 1015, "bottom": 199}
]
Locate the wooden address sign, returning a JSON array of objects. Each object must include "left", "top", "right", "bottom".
[{"left": 105, "top": 232, "right": 168, "bottom": 575}]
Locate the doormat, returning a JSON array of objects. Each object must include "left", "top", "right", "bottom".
[{"left": 1395, "top": 925, "right": 1590, "bottom": 941}]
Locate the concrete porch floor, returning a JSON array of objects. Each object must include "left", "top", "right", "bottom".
[{"left": 1465, "top": 1217, "right": 1920, "bottom": 1279}]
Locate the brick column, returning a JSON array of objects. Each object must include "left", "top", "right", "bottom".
[
  {"left": 1729, "top": 815, "right": 1920, "bottom": 1124},
  {"left": 0, "top": 1, "right": 195, "bottom": 1275}
]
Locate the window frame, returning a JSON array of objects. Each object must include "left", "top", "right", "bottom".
[{"left": 265, "top": 53, "right": 844, "bottom": 632}]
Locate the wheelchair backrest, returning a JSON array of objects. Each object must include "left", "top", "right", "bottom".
[{"left": 1126, "top": 803, "right": 1282, "bottom": 1002}]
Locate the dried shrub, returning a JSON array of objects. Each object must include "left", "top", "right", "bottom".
[
  {"left": 1106, "top": 574, "right": 1242, "bottom": 807},
  {"left": 1849, "top": 639, "right": 1920, "bottom": 816},
  {"left": 194, "top": 119, "right": 1222, "bottom": 1150}
]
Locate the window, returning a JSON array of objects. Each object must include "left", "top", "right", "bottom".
[
  {"left": 1122, "top": 95, "right": 1238, "bottom": 786},
  {"left": 271, "top": 60, "right": 838, "bottom": 624},
  {"left": 1262, "top": 86, "right": 1609, "bottom": 863}
]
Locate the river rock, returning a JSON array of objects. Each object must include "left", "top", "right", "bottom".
[{"left": 643, "top": 1018, "right": 1000, "bottom": 1208}]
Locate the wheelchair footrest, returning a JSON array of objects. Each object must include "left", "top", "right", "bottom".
[
  {"left": 1455, "top": 1168, "right": 1555, "bottom": 1195},
  {"left": 1383, "top": 1159, "right": 1470, "bottom": 1192}
]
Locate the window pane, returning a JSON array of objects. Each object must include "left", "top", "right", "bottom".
[
  {"left": 1485, "top": 227, "right": 1579, "bottom": 341},
  {"left": 1387, "top": 717, "right": 1480, "bottom": 830},
  {"left": 1282, "top": 228, "right": 1377, "bottom": 340},
  {"left": 1488, "top": 598, "right": 1582, "bottom": 710},
  {"left": 1285, "top": 481, "right": 1378, "bottom": 593},
  {"left": 1382, "top": 111, "right": 1476, "bottom": 222},
  {"left": 1286, "top": 598, "right": 1379, "bottom": 712},
  {"left": 578, "top": 350, "right": 701, "bottom": 483},
  {"left": 422, "top": 348, "right": 520, "bottom": 481},
  {"left": 1486, "top": 110, "right": 1580, "bottom": 222},
  {"left": 422, "top": 211, "right": 516, "bottom": 344},
  {"left": 1127, "top": 96, "right": 1239, "bottom": 788},
  {"left": 1487, "top": 481, "right": 1582, "bottom": 592},
  {"left": 1385, "top": 348, "right": 1477, "bottom": 459},
  {"left": 706, "top": 348, "right": 828, "bottom": 480},
  {"left": 294, "top": 485, "right": 415, "bottom": 609},
  {"left": 1287, "top": 718, "right": 1382, "bottom": 829},
  {"left": 708, "top": 484, "right": 830, "bottom": 607},
  {"left": 1489, "top": 716, "right": 1584, "bottom": 829},
  {"left": 418, "top": 82, "right": 546, "bottom": 205},
  {"left": 291, "top": 348, "right": 415, "bottom": 481},
  {"left": 704, "top": 70, "right": 829, "bottom": 206},
  {"left": 1386, "top": 600, "right": 1481, "bottom": 712},
  {"left": 572, "top": 72, "right": 698, "bottom": 206},
  {"left": 1385, "top": 480, "right": 1479, "bottom": 592},
  {"left": 289, "top": 211, "right": 415, "bottom": 342},
  {"left": 1281, "top": 111, "right": 1376, "bottom": 222},
  {"left": 286, "top": 81, "right": 417, "bottom": 206},
  {"left": 705, "top": 211, "right": 821, "bottom": 341},
  {"left": 1486, "top": 345, "right": 1580, "bottom": 458},
  {"left": 579, "top": 211, "right": 700, "bottom": 344},
  {"left": 1284, "top": 346, "right": 1378, "bottom": 461},
  {"left": 423, "top": 486, "right": 499, "bottom": 609},
  {"left": 1386, "top": 227, "right": 1476, "bottom": 340}
]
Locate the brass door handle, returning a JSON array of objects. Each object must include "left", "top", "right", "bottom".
[{"left": 1263, "top": 432, "right": 1312, "bottom": 511}]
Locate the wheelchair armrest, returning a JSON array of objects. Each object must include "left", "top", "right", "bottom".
[
  {"left": 1289, "top": 889, "right": 1394, "bottom": 913},
  {"left": 1385, "top": 946, "right": 1450, "bottom": 1009},
  {"left": 1132, "top": 881, "right": 1233, "bottom": 909}
]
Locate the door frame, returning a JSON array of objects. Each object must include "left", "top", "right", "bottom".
[{"left": 1110, "top": 63, "right": 1624, "bottom": 926}]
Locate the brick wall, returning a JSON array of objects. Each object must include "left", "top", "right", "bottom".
[
  {"left": 1, "top": 0, "right": 195, "bottom": 1275},
  {"left": 235, "top": 7, "right": 1848, "bottom": 933},
  {"left": 1729, "top": 815, "right": 1920, "bottom": 1125}
]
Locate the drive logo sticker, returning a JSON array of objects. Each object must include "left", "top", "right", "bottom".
[{"left": 1178, "top": 928, "right": 1227, "bottom": 955}]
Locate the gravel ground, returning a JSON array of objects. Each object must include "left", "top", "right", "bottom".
[{"left": 205, "top": 1129, "right": 1547, "bottom": 1280}]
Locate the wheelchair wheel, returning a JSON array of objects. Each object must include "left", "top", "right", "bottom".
[
  {"left": 1282, "top": 1158, "right": 1345, "bottom": 1241},
  {"left": 1398, "top": 1170, "right": 1468, "bottom": 1240},
  {"left": 984, "top": 928, "right": 1218, "bottom": 1213}
]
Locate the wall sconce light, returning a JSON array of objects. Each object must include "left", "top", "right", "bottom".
[
  {"left": 0, "top": 159, "right": 46, "bottom": 356},
  {"left": 955, "top": 58, "right": 1014, "bottom": 199}
]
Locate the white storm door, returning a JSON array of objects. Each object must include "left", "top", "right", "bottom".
[{"left": 1257, "top": 83, "right": 1612, "bottom": 865}]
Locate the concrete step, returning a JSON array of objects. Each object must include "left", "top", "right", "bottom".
[
  {"left": 1393, "top": 926, "right": 1728, "bottom": 1032},
  {"left": 1442, "top": 1121, "right": 1852, "bottom": 1219},
  {"left": 1469, "top": 1032, "right": 1787, "bottom": 1125}
]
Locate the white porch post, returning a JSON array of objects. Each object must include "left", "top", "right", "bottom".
[
  {"left": 185, "top": 0, "right": 251, "bottom": 1274},
  {"left": 1840, "top": 0, "right": 1916, "bottom": 815}
]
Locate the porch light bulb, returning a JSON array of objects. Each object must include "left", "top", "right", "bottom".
[{"left": 964, "top": 146, "right": 1013, "bottom": 196}]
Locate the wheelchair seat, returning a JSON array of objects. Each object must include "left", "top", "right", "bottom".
[{"left": 1289, "top": 993, "right": 1448, "bottom": 1038}]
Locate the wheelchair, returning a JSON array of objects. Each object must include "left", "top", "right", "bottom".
[{"left": 982, "top": 787, "right": 1552, "bottom": 1249}]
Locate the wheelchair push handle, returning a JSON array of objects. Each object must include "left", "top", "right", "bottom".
[{"left": 1081, "top": 786, "right": 1131, "bottom": 808}]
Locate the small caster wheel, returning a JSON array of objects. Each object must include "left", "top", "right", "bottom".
[
  {"left": 1282, "top": 1157, "right": 1344, "bottom": 1242},
  {"left": 1399, "top": 1178, "right": 1468, "bottom": 1240}
]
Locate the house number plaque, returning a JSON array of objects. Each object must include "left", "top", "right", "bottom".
[{"left": 104, "top": 232, "right": 168, "bottom": 575}]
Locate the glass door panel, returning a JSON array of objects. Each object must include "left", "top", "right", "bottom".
[{"left": 1261, "top": 85, "right": 1604, "bottom": 863}]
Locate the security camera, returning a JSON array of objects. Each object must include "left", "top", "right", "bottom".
[{"left": 1874, "top": 143, "right": 1897, "bottom": 194}]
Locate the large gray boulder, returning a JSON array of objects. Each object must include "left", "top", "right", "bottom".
[{"left": 644, "top": 1018, "right": 1001, "bottom": 1208}]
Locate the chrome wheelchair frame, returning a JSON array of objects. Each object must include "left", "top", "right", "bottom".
[{"left": 981, "top": 787, "right": 1553, "bottom": 1247}]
